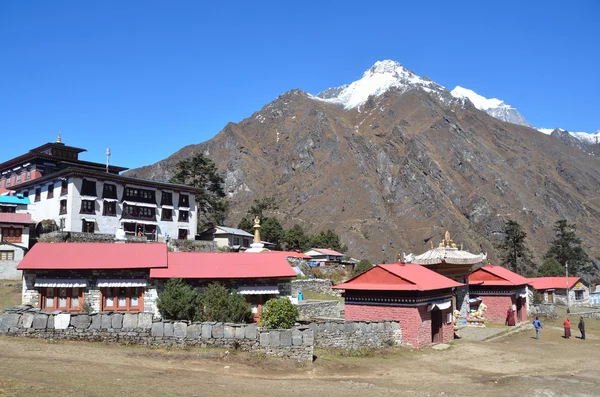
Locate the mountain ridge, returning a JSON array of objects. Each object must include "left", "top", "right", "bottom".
[{"left": 126, "top": 61, "right": 600, "bottom": 277}]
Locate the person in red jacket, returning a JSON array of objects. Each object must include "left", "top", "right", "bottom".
[{"left": 563, "top": 318, "right": 571, "bottom": 339}]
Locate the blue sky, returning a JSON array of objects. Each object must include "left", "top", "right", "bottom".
[{"left": 1, "top": 1, "right": 598, "bottom": 169}]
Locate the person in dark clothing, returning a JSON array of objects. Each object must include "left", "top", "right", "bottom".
[{"left": 578, "top": 317, "right": 586, "bottom": 340}]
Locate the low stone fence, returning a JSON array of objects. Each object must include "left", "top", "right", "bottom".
[
  {"left": 306, "top": 319, "right": 402, "bottom": 350},
  {"left": 568, "top": 310, "right": 600, "bottom": 319},
  {"left": 0, "top": 308, "right": 313, "bottom": 362},
  {"left": 529, "top": 304, "right": 558, "bottom": 318},
  {"left": 39, "top": 231, "right": 148, "bottom": 243},
  {"left": 297, "top": 300, "right": 343, "bottom": 320},
  {"left": 171, "top": 239, "right": 218, "bottom": 252},
  {"left": 292, "top": 279, "right": 341, "bottom": 297}
]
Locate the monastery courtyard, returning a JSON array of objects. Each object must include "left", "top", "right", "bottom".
[{"left": 1, "top": 310, "right": 598, "bottom": 397}]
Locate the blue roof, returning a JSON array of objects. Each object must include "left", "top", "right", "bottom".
[
  {"left": 0, "top": 195, "right": 30, "bottom": 205},
  {"left": 215, "top": 226, "right": 253, "bottom": 237}
]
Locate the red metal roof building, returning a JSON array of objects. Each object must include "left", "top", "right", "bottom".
[
  {"left": 333, "top": 263, "right": 462, "bottom": 347},
  {"left": 528, "top": 277, "right": 589, "bottom": 306},
  {"left": 468, "top": 264, "right": 530, "bottom": 324},
  {"left": 17, "top": 243, "right": 298, "bottom": 322}
]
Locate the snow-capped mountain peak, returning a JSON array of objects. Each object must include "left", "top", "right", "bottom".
[
  {"left": 450, "top": 86, "right": 506, "bottom": 110},
  {"left": 314, "top": 60, "right": 445, "bottom": 109},
  {"left": 450, "top": 86, "right": 532, "bottom": 127}
]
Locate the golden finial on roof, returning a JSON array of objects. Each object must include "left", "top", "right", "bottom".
[
  {"left": 56, "top": 132, "right": 62, "bottom": 143},
  {"left": 444, "top": 230, "right": 451, "bottom": 241},
  {"left": 430, "top": 240, "right": 434, "bottom": 249},
  {"left": 253, "top": 216, "right": 261, "bottom": 244}
]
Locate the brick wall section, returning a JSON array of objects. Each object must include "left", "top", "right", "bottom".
[
  {"left": 345, "top": 304, "right": 453, "bottom": 348},
  {"left": 480, "top": 295, "right": 513, "bottom": 324},
  {"left": 479, "top": 295, "right": 528, "bottom": 324}
]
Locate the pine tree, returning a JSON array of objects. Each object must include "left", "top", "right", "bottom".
[
  {"left": 544, "top": 220, "right": 591, "bottom": 276},
  {"left": 497, "top": 220, "right": 533, "bottom": 274},
  {"left": 170, "top": 153, "right": 228, "bottom": 228},
  {"left": 283, "top": 224, "right": 310, "bottom": 251}
]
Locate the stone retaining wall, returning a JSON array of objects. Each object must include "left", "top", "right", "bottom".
[
  {"left": 568, "top": 310, "right": 600, "bottom": 319},
  {"left": 306, "top": 319, "right": 402, "bottom": 350},
  {"left": 297, "top": 300, "right": 343, "bottom": 320},
  {"left": 529, "top": 304, "right": 558, "bottom": 318},
  {"left": 292, "top": 279, "right": 341, "bottom": 297},
  {"left": 0, "top": 308, "right": 313, "bottom": 362},
  {"left": 39, "top": 231, "right": 148, "bottom": 243}
]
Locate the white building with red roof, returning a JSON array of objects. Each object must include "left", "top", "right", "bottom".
[
  {"left": 333, "top": 263, "right": 463, "bottom": 347},
  {"left": 468, "top": 264, "right": 530, "bottom": 324},
  {"left": 304, "top": 248, "right": 344, "bottom": 263},
  {"left": 0, "top": 195, "right": 34, "bottom": 280},
  {"left": 17, "top": 242, "right": 302, "bottom": 322},
  {"left": 529, "top": 276, "right": 589, "bottom": 306}
]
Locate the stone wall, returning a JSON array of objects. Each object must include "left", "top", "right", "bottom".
[
  {"left": 306, "top": 319, "right": 402, "bottom": 350},
  {"left": 292, "top": 279, "right": 341, "bottom": 297},
  {"left": 0, "top": 307, "right": 314, "bottom": 362},
  {"left": 569, "top": 310, "right": 600, "bottom": 319},
  {"left": 529, "top": 304, "right": 558, "bottom": 318},
  {"left": 171, "top": 239, "right": 218, "bottom": 252},
  {"left": 39, "top": 231, "right": 148, "bottom": 243},
  {"left": 297, "top": 300, "right": 343, "bottom": 320}
]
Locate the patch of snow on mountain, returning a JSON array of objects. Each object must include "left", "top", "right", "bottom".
[
  {"left": 450, "top": 86, "right": 531, "bottom": 127},
  {"left": 315, "top": 60, "right": 445, "bottom": 109},
  {"left": 571, "top": 130, "right": 600, "bottom": 144},
  {"left": 450, "top": 86, "right": 507, "bottom": 110},
  {"left": 537, "top": 128, "right": 556, "bottom": 135}
]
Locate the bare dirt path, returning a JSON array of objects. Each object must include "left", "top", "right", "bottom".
[{"left": 1, "top": 316, "right": 599, "bottom": 397}]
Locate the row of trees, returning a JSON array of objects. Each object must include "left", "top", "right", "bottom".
[
  {"left": 237, "top": 197, "right": 347, "bottom": 253},
  {"left": 498, "top": 219, "right": 593, "bottom": 277},
  {"left": 156, "top": 279, "right": 298, "bottom": 328},
  {"left": 170, "top": 154, "right": 347, "bottom": 253}
]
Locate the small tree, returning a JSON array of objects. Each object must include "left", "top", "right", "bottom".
[
  {"left": 197, "top": 282, "right": 252, "bottom": 323},
  {"left": 170, "top": 153, "right": 229, "bottom": 228},
  {"left": 156, "top": 278, "right": 199, "bottom": 321},
  {"left": 283, "top": 224, "right": 310, "bottom": 252},
  {"left": 353, "top": 259, "right": 372, "bottom": 276},
  {"left": 544, "top": 220, "right": 592, "bottom": 276},
  {"left": 538, "top": 258, "right": 565, "bottom": 277},
  {"left": 497, "top": 220, "right": 533, "bottom": 274},
  {"left": 309, "top": 229, "right": 347, "bottom": 253},
  {"left": 260, "top": 298, "right": 298, "bottom": 329}
]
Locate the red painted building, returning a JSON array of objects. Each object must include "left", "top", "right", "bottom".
[
  {"left": 468, "top": 264, "right": 530, "bottom": 324},
  {"left": 333, "top": 263, "right": 463, "bottom": 347}
]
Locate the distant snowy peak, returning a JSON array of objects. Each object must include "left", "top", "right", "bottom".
[
  {"left": 450, "top": 86, "right": 532, "bottom": 127},
  {"left": 315, "top": 60, "right": 446, "bottom": 109},
  {"left": 538, "top": 128, "right": 600, "bottom": 144}
]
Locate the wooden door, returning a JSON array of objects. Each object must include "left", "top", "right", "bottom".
[
  {"left": 548, "top": 291, "right": 554, "bottom": 303},
  {"left": 431, "top": 310, "right": 442, "bottom": 344}
]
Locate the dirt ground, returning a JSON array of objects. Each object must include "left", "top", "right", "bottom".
[{"left": 1, "top": 311, "right": 599, "bottom": 397}]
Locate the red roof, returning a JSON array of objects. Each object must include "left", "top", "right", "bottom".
[
  {"left": 150, "top": 252, "right": 297, "bottom": 279},
  {"left": 310, "top": 248, "right": 344, "bottom": 256},
  {"left": 17, "top": 243, "right": 168, "bottom": 270},
  {"left": 0, "top": 213, "right": 33, "bottom": 224},
  {"left": 469, "top": 264, "right": 530, "bottom": 286},
  {"left": 528, "top": 277, "right": 580, "bottom": 290},
  {"left": 333, "top": 263, "right": 463, "bottom": 291},
  {"left": 264, "top": 251, "right": 312, "bottom": 259}
]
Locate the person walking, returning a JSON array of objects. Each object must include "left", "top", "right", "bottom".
[
  {"left": 533, "top": 316, "right": 543, "bottom": 340},
  {"left": 578, "top": 317, "right": 586, "bottom": 340},
  {"left": 563, "top": 318, "right": 571, "bottom": 339}
]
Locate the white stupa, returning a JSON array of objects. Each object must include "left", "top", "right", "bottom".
[{"left": 244, "top": 216, "right": 269, "bottom": 253}]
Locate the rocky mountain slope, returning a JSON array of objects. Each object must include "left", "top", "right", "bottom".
[{"left": 127, "top": 61, "right": 600, "bottom": 267}]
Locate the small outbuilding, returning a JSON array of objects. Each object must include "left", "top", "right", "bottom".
[
  {"left": 528, "top": 277, "right": 589, "bottom": 306},
  {"left": 468, "top": 264, "right": 530, "bottom": 325},
  {"left": 333, "top": 263, "right": 463, "bottom": 347}
]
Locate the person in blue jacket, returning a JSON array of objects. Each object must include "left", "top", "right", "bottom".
[{"left": 533, "top": 317, "right": 543, "bottom": 340}]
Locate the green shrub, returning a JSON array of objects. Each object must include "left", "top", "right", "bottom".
[
  {"left": 197, "top": 282, "right": 252, "bottom": 323},
  {"left": 353, "top": 259, "right": 372, "bottom": 276},
  {"left": 156, "top": 278, "right": 199, "bottom": 321},
  {"left": 532, "top": 289, "right": 543, "bottom": 305},
  {"left": 259, "top": 298, "right": 298, "bottom": 329}
]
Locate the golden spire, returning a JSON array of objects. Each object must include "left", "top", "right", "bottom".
[
  {"left": 253, "top": 216, "right": 261, "bottom": 244},
  {"left": 56, "top": 132, "right": 62, "bottom": 143}
]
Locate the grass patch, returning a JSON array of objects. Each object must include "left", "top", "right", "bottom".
[
  {"left": 0, "top": 284, "right": 22, "bottom": 311},
  {"left": 301, "top": 291, "right": 343, "bottom": 302}
]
